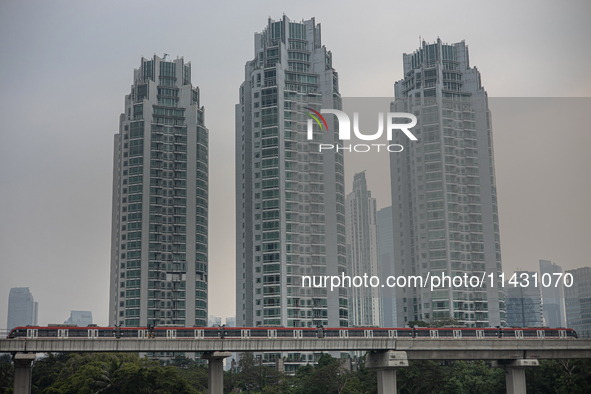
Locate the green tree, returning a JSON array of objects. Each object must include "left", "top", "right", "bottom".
[
  {"left": 0, "top": 354, "right": 13, "bottom": 394},
  {"left": 526, "top": 359, "right": 591, "bottom": 394},
  {"left": 293, "top": 354, "right": 352, "bottom": 394},
  {"left": 227, "top": 353, "right": 287, "bottom": 393},
  {"left": 441, "top": 361, "right": 504, "bottom": 394},
  {"left": 397, "top": 360, "right": 446, "bottom": 394}
]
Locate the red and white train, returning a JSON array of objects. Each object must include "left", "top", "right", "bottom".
[{"left": 7, "top": 325, "right": 578, "bottom": 340}]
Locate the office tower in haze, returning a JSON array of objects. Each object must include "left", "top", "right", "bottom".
[
  {"left": 505, "top": 270, "right": 543, "bottom": 327},
  {"left": 236, "top": 16, "right": 346, "bottom": 370},
  {"left": 539, "top": 259, "right": 566, "bottom": 327},
  {"left": 7, "top": 287, "right": 38, "bottom": 331},
  {"left": 64, "top": 311, "right": 93, "bottom": 327},
  {"left": 564, "top": 266, "right": 591, "bottom": 338},
  {"left": 377, "top": 206, "right": 397, "bottom": 328},
  {"left": 390, "top": 39, "right": 505, "bottom": 327},
  {"left": 345, "top": 171, "right": 382, "bottom": 327},
  {"left": 109, "top": 55, "right": 209, "bottom": 337}
]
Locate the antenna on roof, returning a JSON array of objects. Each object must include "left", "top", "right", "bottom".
[{"left": 163, "top": 53, "right": 169, "bottom": 61}]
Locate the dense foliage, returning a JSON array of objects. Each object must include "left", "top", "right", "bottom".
[{"left": 0, "top": 352, "right": 590, "bottom": 393}]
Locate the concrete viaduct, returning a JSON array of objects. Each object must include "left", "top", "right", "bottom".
[{"left": 2, "top": 338, "right": 591, "bottom": 394}]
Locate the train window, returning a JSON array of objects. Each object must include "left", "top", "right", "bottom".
[
  {"left": 294, "top": 330, "right": 302, "bottom": 339},
  {"left": 559, "top": 330, "right": 567, "bottom": 339},
  {"left": 58, "top": 329, "right": 69, "bottom": 338},
  {"left": 268, "top": 330, "right": 277, "bottom": 338},
  {"left": 339, "top": 330, "right": 349, "bottom": 338},
  {"left": 476, "top": 330, "right": 484, "bottom": 338},
  {"left": 429, "top": 330, "right": 439, "bottom": 339},
  {"left": 537, "top": 330, "right": 545, "bottom": 339},
  {"left": 194, "top": 329, "right": 204, "bottom": 339},
  {"left": 166, "top": 330, "right": 177, "bottom": 339},
  {"left": 364, "top": 330, "right": 373, "bottom": 338},
  {"left": 241, "top": 329, "right": 251, "bottom": 339},
  {"left": 515, "top": 330, "right": 524, "bottom": 339},
  {"left": 138, "top": 330, "right": 148, "bottom": 338},
  {"left": 87, "top": 329, "right": 98, "bottom": 338},
  {"left": 453, "top": 330, "right": 461, "bottom": 338},
  {"left": 388, "top": 330, "right": 398, "bottom": 338},
  {"left": 26, "top": 329, "right": 38, "bottom": 338}
]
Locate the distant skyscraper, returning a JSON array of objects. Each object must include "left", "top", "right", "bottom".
[
  {"left": 64, "top": 311, "right": 93, "bottom": 327},
  {"left": 109, "top": 55, "right": 209, "bottom": 336},
  {"left": 225, "top": 316, "right": 236, "bottom": 327},
  {"left": 7, "top": 287, "right": 38, "bottom": 330},
  {"left": 345, "top": 172, "right": 382, "bottom": 327},
  {"left": 505, "top": 271, "right": 543, "bottom": 327},
  {"left": 377, "top": 206, "right": 397, "bottom": 328},
  {"left": 225, "top": 316, "right": 237, "bottom": 371},
  {"left": 539, "top": 259, "right": 566, "bottom": 327},
  {"left": 390, "top": 39, "right": 505, "bottom": 327},
  {"left": 564, "top": 267, "right": 591, "bottom": 338},
  {"left": 208, "top": 315, "right": 222, "bottom": 327},
  {"left": 236, "top": 15, "right": 347, "bottom": 371}
]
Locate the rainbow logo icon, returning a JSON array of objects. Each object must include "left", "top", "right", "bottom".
[{"left": 304, "top": 107, "right": 328, "bottom": 131}]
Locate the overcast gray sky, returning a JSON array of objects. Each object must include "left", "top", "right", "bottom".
[{"left": 1, "top": 0, "right": 590, "bottom": 329}]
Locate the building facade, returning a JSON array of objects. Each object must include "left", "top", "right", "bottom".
[
  {"left": 109, "top": 55, "right": 209, "bottom": 337},
  {"left": 7, "top": 287, "right": 38, "bottom": 331},
  {"left": 377, "top": 206, "right": 397, "bottom": 328},
  {"left": 345, "top": 171, "right": 382, "bottom": 327},
  {"left": 64, "top": 311, "right": 93, "bottom": 327},
  {"left": 505, "top": 271, "right": 543, "bottom": 327},
  {"left": 236, "top": 16, "right": 347, "bottom": 370},
  {"left": 564, "top": 267, "right": 591, "bottom": 338},
  {"left": 539, "top": 259, "right": 566, "bottom": 328},
  {"left": 390, "top": 39, "right": 505, "bottom": 327}
]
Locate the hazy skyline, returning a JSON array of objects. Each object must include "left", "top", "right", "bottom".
[{"left": 1, "top": 0, "right": 590, "bottom": 329}]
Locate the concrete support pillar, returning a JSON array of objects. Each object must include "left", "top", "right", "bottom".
[
  {"left": 12, "top": 353, "right": 36, "bottom": 394},
  {"left": 492, "top": 359, "right": 539, "bottom": 394},
  {"left": 275, "top": 357, "right": 285, "bottom": 373},
  {"left": 365, "top": 351, "right": 408, "bottom": 394},
  {"left": 201, "top": 351, "right": 231, "bottom": 394},
  {"left": 376, "top": 369, "right": 397, "bottom": 394}
]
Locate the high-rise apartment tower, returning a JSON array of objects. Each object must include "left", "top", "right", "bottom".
[
  {"left": 236, "top": 16, "right": 347, "bottom": 369},
  {"left": 390, "top": 39, "right": 505, "bottom": 327},
  {"left": 109, "top": 55, "right": 209, "bottom": 335}
]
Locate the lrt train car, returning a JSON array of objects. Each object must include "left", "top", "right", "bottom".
[{"left": 8, "top": 325, "right": 578, "bottom": 340}]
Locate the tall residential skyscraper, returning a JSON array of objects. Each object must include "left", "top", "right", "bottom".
[
  {"left": 236, "top": 16, "right": 347, "bottom": 358},
  {"left": 345, "top": 171, "right": 382, "bottom": 327},
  {"left": 505, "top": 271, "right": 543, "bottom": 327},
  {"left": 539, "top": 259, "right": 566, "bottom": 327},
  {"left": 390, "top": 39, "right": 505, "bottom": 327},
  {"left": 109, "top": 55, "right": 209, "bottom": 332},
  {"left": 564, "top": 267, "right": 591, "bottom": 338},
  {"left": 377, "top": 206, "right": 397, "bottom": 328},
  {"left": 7, "top": 287, "right": 38, "bottom": 330}
]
